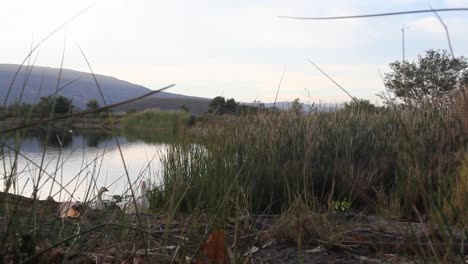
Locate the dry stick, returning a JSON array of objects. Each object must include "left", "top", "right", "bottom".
[
  {"left": 75, "top": 43, "right": 108, "bottom": 105},
  {"left": 75, "top": 43, "right": 151, "bottom": 261},
  {"left": 38, "top": 36, "right": 67, "bottom": 202},
  {"left": 308, "top": 59, "right": 357, "bottom": 102},
  {"left": 2, "top": 5, "right": 92, "bottom": 107},
  {"left": 1, "top": 143, "right": 75, "bottom": 197},
  {"left": 279, "top": 8, "right": 468, "bottom": 20},
  {"left": 75, "top": 43, "right": 141, "bottom": 217},
  {"left": 41, "top": 76, "right": 83, "bottom": 101},
  {"left": 16, "top": 46, "right": 37, "bottom": 115},
  {"left": 377, "top": 69, "right": 395, "bottom": 105},
  {"left": 273, "top": 66, "right": 286, "bottom": 108},
  {"left": 0, "top": 84, "right": 175, "bottom": 134},
  {"left": 429, "top": 6, "right": 455, "bottom": 58},
  {"left": 400, "top": 27, "right": 411, "bottom": 107}
]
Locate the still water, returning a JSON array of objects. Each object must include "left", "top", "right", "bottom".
[{"left": 1, "top": 130, "right": 168, "bottom": 202}]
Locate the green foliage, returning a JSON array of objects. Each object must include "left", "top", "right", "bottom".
[
  {"left": 36, "top": 95, "right": 74, "bottom": 116},
  {"left": 384, "top": 49, "right": 468, "bottom": 108},
  {"left": 332, "top": 199, "right": 352, "bottom": 212},
  {"left": 208, "top": 96, "right": 226, "bottom": 114},
  {"left": 208, "top": 96, "right": 275, "bottom": 115},
  {"left": 180, "top": 104, "right": 190, "bottom": 113},
  {"left": 121, "top": 110, "right": 191, "bottom": 143},
  {"left": 343, "top": 99, "right": 380, "bottom": 112},
  {"left": 208, "top": 96, "right": 239, "bottom": 115},
  {"left": 290, "top": 98, "right": 302, "bottom": 113},
  {"left": 5, "top": 102, "right": 34, "bottom": 117},
  {"left": 86, "top": 99, "right": 100, "bottom": 112},
  {"left": 126, "top": 108, "right": 137, "bottom": 115}
]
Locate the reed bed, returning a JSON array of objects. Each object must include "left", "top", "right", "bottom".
[
  {"left": 121, "top": 109, "right": 192, "bottom": 143},
  {"left": 159, "top": 91, "right": 467, "bottom": 228}
]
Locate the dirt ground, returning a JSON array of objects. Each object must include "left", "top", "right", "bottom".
[{"left": 0, "top": 193, "right": 467, "bottom": 263}]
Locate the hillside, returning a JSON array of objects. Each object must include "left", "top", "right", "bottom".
[
  {"left": 0, "top": 64, "right": 339, "bottom": 114},
  {"left": 0, "top": 64, "right": 206, "bottom": 111}
]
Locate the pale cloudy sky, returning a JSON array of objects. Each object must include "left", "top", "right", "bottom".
[{"left": 1, "top": 0, "right": 467, "bottom": 103}]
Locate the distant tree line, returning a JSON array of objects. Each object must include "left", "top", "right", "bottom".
[
  {"left": 0, "top": 96, "right": 108, "bottom": 118},
  {"left": 207, "top": 96, "right": 278, "bottom": 115}
]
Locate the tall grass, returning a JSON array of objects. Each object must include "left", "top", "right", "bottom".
[
  {"left": 121, "top": 109, "right": 192, "bottom": 143},
  {"left": 153, "top": 94, "right": 467, "bottom": 261},
  {"left": 159, "top": 93, "right": 467, "bottom": 222}
]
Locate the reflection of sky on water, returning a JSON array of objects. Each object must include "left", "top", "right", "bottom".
[{"left": 1, "top": 131, "right": 167, "bottom": 202}]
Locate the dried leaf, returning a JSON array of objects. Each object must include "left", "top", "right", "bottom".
[
  {"left": 306, "top": 246, "right": 325, "bottom": 254},
  {"left": 261, "top": 239, "right": 276, "bottom": 249},
  {"left": 66, "top": 207, "right": 80, "bottom": 218},
  {"left": 58, "top": 202, "right": 81, "bottom": 218},
  {"left": 197, "top": 230, "right": 227, "bottom": 264},
  {"left": 243, "top": 246, "right": 259, "bottom": 256},
  {"left": 349, "top": 235, "right": 367, "bottom": 241}
]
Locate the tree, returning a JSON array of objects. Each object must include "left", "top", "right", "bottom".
[
  {"left": 208, "top": 96, "right": 226, "bottom": 114},
  {"left": 208, "top": 96, "right": 239, "bottom": 115},
  {"left": 36, "top": 96, "right": 73, "bottom": 116},
  {"left": 383, "top": 49, "right": 468, "bottom": 108},
  {"left": 224, "top": 98, "right": 238, "bottom": 114},
  {"left": 290, "top": 98, "right": 303, "bottom": 113},
  {"left": 180, "top": 104, "right": 190, "bottom": 113},
  {"left": 86, "top": 99, "right": 100, "bottom": 112},
  {"left": 343, "top": 99, "right": 378, "bottom": 112}
]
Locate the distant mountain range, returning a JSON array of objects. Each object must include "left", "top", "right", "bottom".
[
  {"left": 0, "top": 64, "right": 339, "bottom": 114},
  {"left": 0, "top": 64, "right": 211, "bottom": 113}
]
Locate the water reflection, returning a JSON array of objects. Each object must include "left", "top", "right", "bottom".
[
  {"left": 1, "top": 129, "right": 167, "bottom": 202},
  {"left": 39, "top": 130, "right": 73, "bottom": 148}
]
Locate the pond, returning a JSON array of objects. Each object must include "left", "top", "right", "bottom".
[{"left": 0, "top": 129, "right": 168, "bottom": 202}]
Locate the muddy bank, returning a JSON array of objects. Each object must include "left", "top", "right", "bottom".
[{"left": 0, "top": 116, "right": 122, "bottom": 132}]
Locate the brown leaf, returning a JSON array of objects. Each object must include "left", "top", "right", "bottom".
[
  {"left": 349, "top": 235, "right": 367, "bottom": 242},
  {"left": 58, "top": 202, "right": 81, "bottom": 218},
  {"left": 66, "top": 207, "right": 80, "bottom": 218},
  {"left": 197, "top": 230, "right": 227, "bottom": 264}
]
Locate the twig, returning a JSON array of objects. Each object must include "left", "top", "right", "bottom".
[
  {"left": 279, "top": 8, "right": 468, "bottom": 20},
  {"left": 2, "top": 5, "right": 92, "bottom": 107},
  {"left": 308, "top": 59, "right": 356, "bottom": 102},
  {"left": 22, "top": 222, "right": 189, "bottom": 263},
  {"left": 428, "top": 5, "right": 455, "bottom": 58},
  {"left": 273, "top": 66, "right": 286, "bottom": 108}
]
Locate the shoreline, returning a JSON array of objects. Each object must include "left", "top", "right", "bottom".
[{"left": 0, "top": 116, "right": 123, "bottom": 131}]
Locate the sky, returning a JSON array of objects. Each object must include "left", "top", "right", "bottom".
[{"left": 1, "top": 0, "right": 467, "bottom": 104}]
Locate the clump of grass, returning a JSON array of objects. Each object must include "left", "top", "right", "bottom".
[
  {"left": 158, "top": 94, "right": 467, "bottom": 224},
  {"left": 121, "top": 109, "right": 191, "bottom": 143}
]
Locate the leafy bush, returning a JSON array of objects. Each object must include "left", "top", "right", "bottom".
[{"left": 383, "top": 49, "right": 468, "bottom": 108}]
